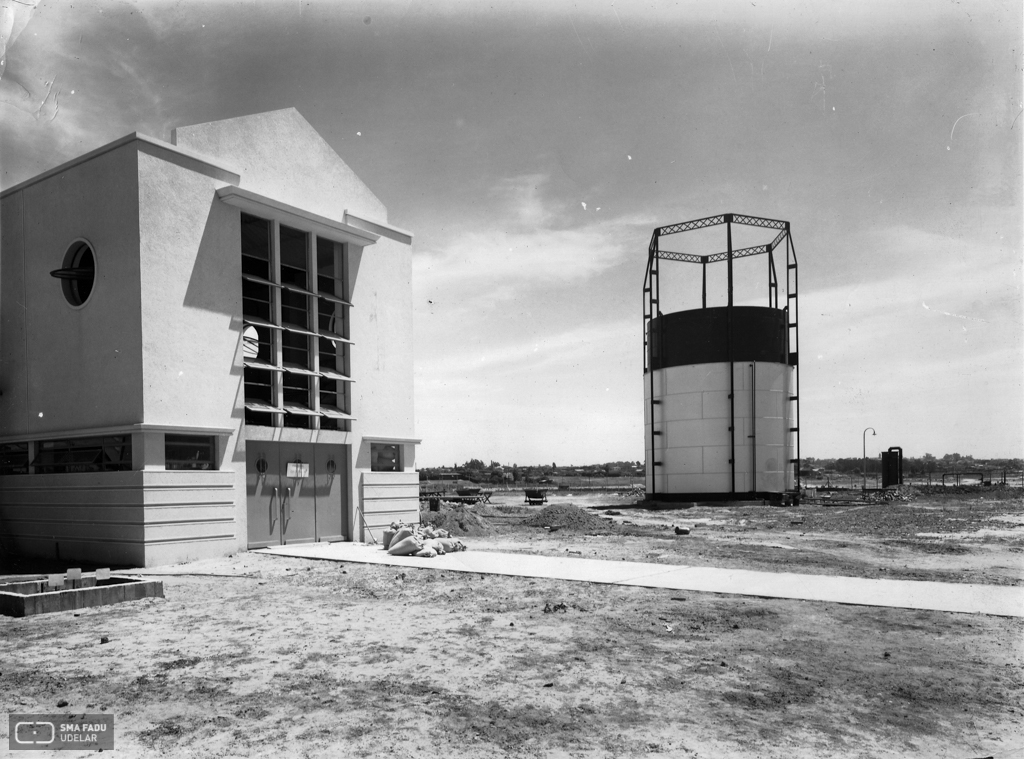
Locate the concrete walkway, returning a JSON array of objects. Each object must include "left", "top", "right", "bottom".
[{"left": 257, "top": 542, "right": 1024, "bottom": 618}]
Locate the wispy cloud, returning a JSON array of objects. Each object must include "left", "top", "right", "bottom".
[
  {"left": 414, "top": 173, "right": 653, "bottom": 295},
  {"left": 417, "top": 319, "right": 638, "bottom": 380}
]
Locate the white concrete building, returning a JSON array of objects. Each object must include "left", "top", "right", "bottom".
[{"left": 0, "top": 108, "right": 420, "bottom": 567}]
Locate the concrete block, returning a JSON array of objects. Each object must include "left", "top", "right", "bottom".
[
  {"left": 754, "top": 390, "right": 785, "bottom": 419},
  {"left": 665, "top": 419, "right": 726, "bottom": 449},
  {"left": 732, "top": 363, "right": 750, "bottom": 392},
  {"left": 660, "top": 392, "right": 703, "bottom": 422},
  {"left": 0, "top": 577, "right": 162, "bottom": 617},
  {"left": 661, "top": 446, "right": 703, "bottom": 475},
  {"left": 754, "top": 362, "right": 789, "bottom": 391},
  {"left": 702, "top": 446, "right": 732, "bottom": 474},
  {"left": 702, "top": 391, "right": 732, "bottom": 420}
]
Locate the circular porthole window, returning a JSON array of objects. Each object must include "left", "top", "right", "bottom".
[{"left": 50, "top": 240, "right": 96, "bottom": 307}]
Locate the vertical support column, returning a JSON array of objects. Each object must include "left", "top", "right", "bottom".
[
  {"left": 750, "top": 363, "right": 757, "bottom": 493},
  {"left": 133, "top": 430, "right": 166, "bottom": 471},
  {"left": 651, "top": 241, "right": 661, "bottom": 496},
  {"left": 701, "top": 258, "right": 707, "bottom": 308},
  {"left": 785, "top": 224, "right": 800, "bottom": 494},
  {"left": 643, "top": 230, "right": 660, "bottom": 498},
  {"left": 726, "top": 214, "right": 735, "bottom": 494}
]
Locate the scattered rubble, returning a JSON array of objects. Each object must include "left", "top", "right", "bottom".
[
  {"left": 382, "top": 522, "right": 468, "bottom": 558},
  {"left": 864, "top": 486, "right": 917, "bottom": 504}
]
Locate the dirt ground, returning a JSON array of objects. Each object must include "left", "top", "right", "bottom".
[{"left": 1, "top": 488, "right": 1022, "bottom": 758}]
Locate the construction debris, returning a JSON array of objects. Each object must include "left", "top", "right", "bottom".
[
  {"left": 864, "top": 486, "right": 917, "bottom": 504},
  {"left": 382, "top": 522, "right": 467, "bottom": 558}
]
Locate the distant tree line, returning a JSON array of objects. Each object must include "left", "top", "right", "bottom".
[
  {"left": 803, "top": 453, "right": 1023, "bottom": 476},
  {"left": 419, "top": 460, "right": 645, "bottom": 484},
  {"left": 421, "top": 453, "right": 1022, "bottom": 482}
]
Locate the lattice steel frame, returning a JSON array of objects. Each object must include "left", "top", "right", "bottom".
[{"left": 643, "top": 213, "right": 800, "bottom": 500}]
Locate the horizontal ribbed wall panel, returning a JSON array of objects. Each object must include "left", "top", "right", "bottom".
[
  {"left": 360, "top": 471, "right": 419, "bottom": 539},
  {"left": 0, "top": 470, "right": 239, "bottom": 566}
]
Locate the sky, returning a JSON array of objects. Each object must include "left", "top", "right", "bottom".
[{"left": 0, "top": 0, "right": 1021, "bottom": 466}]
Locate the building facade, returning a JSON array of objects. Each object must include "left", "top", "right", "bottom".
[{"left": 0, "top": 108, "right": 420, "bottom": 567}]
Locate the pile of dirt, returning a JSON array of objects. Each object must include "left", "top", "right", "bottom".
[
  {"left": 420, "top": 504, "right": 492, "bottom": 536},
  {"left": 523, "top": 504, "right": 610, "bottom": 531}
]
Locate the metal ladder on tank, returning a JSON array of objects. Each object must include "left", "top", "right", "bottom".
[
  {"left": 785, "top": 227, "right": 801, "bottom": 494},
  {"left": 643, "top": 231, "right": 663, "bottom": 497}
]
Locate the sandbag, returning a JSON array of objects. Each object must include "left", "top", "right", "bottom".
[
  {"left": 414, "top": 547, "right": 438, "bottom": 558},
  {"left": 391, "top": 527, "right": 415, "bottom": 546},
  {"left": 382, "top": 530, "right": 397, "bottom": 550},
  {"left": 387, "top": 536, "right": 423, "bottom": 556},
  {"left": 436, "top": 538, "right": 466, "bottom": 553}
]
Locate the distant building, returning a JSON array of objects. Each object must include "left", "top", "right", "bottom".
[{"left": 0, "top": 108, "right": 420, "bottom": 567}]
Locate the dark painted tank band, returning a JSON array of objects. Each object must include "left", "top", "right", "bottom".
[{"left": 648, "top": 306, "right": 789, "bottom": 369}]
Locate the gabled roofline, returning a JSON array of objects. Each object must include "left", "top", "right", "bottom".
[{"left": 0, "top": 133, "right": 242, "bottom": 199}]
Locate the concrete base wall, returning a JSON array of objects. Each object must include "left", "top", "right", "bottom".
[{"left": 0, "top": 470, "right": 237, "bottom": 568}]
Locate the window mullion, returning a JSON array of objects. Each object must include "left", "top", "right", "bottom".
[
  {"left": 271, "top": 219, "right": 283, "bottom": 427},
  {"left": 341, "top": 244, "right": 351, "bottom": 419},
  {"left": 308, "top": 230, "right": 320, "bottom": 429}
]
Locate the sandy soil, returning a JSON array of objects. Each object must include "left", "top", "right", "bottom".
[{"left": 1, "top": 489, "right": 1022, "bottom": 758}]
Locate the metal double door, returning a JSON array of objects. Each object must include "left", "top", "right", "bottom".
[{"left": 246, "top": 442, "right": 347, "bottom": 548}]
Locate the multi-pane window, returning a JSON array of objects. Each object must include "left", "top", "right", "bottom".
[
  {"left": 316, "top": 237, "right": 350, "bottom": 431},
  {"left": 32, "top": 436, "right": 132, "bottom": 474},
  {"left": 240, "top": 212, "right": 353, "bottom": 431},
  {"left": 241, "top": 214, "right": 278, "bottom": 427}
]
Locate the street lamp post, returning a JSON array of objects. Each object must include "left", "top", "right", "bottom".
[{"left": 862, "top": 427, "right": 876, "bottom": 490}]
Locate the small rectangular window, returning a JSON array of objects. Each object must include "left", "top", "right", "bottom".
[
  {"left": 281, "top": 330, "right": 310, "bottom": 368},
  {"left": 279, "top": 225, "right": 308, "bottom": 289},
  {"left": 244, "top": 366, "right": 274, "bottom": 405},
  {"left": 242, "top": 279, "right": 273, "bottom": 322},
  {"left": 280, "top": 289, "right": 309, "bottom": 329},
  {"left": 316, "top": 237, "right": 344, "bottom": 296},
  {"left": 0, "top": 442, "right": 29, "bottom": 475},
  {"left": 241, "top": 213, "right": 271, "bottom": 280},
  {"left": 165, "top": 435, "right": 217, "bottom": 471},
  {"left": 370, "top": 443, "right": 401, "bottom": 472}
]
